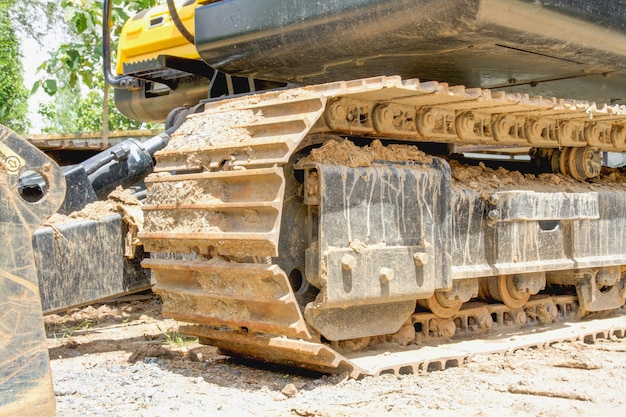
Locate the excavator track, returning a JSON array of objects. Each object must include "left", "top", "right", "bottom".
[{"left": 139, "top": 76, "right": 626, "bottom": 377}]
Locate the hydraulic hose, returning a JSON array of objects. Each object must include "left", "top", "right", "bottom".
[
  {"left": 102, "top": 0, "right": 138, "bottom": 88},
  {"left": 167, "top": 0, "right": 195, "bottom": 44}
]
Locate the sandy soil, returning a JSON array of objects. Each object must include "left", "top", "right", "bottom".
[{"left": 45, "top": 296, "right": 626, "bottom": 417}]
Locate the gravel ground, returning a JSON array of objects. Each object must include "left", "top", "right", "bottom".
[{"left": 45, "top": 297, "right": 626, "bottom": 417}]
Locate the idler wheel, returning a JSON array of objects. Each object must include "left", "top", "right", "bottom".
[{"left": 567, "top": 147, "right": 602, "bottom": 181}]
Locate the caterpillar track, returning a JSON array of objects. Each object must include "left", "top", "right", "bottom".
[{"left": 139, "top": 76, "right": 626, "bottom": 377}]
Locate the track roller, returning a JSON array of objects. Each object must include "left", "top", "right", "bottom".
[
  {"left": 480, "top": 273, "right": 545, "bottom": 309},
  {"left": 530, "top": 146, "right": 602, "bottom": 180},
  {"left": 419, "top": 279, "right": 478, "bottom": 318}
]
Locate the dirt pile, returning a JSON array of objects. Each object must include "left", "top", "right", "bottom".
[
  {"left": 43, "top": 186, "right": 143, "bottom": 258},
  {"left": 300, "top": 138, "right": 432, "bottom": 167},
  {"left": 303, "top": 138, "right": 626, "bottom": 194}
]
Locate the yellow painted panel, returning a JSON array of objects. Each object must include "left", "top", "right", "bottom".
[{"left": 116, "top": 1, "right": 202, "bottom": 74}]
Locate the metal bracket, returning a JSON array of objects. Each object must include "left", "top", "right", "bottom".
[{"left": 486, "top": 190, "right": 599, "bottom": 226}]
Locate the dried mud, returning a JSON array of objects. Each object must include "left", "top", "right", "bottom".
[
  {"left": 300, "top": 138, "right": 433, "bottom": 167},
  {"left": 44, "top": 187, "right": 142, "bottom": 225},
  {"left": 145, "top": 179, "right": 226, "bottom": 206},
  {"left": 300, "top": 138, "right": 626, "bottom": 194},
  {"left": 165, "top": 110, "right": 260, "bottom": 151},
  {"left": 43, "top": 186, "right": 144, "bottom": 258},
  {"left": 450, "top": 161, "right": 626, "bottom": 193},
  {"left": 143, "top": 210, "right": 225, "bottom": 234}
]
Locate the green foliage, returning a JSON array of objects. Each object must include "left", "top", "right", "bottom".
[
  {"left": 0, "top": 3, "right": 29, "bottom": 133},
  {"left": 34, "top": 0, "right": 106, "bottom": 93},
  {"left": 156, "top": 324, "right": 197, "bottom": 348},
  {"left": 5, "top": 0, "right": 59, "bottom": 40},
  {"left": 38, "top": 80, "right": 145, "bottom": 133},
  {"left": 50, "top": 318, "right": 93, "bottom": 340},
  {"left": 34, "top": 0, "right": 162, "bottom": 133}
]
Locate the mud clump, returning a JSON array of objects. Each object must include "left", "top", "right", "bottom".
[
  {"left": 166, "top": 109, "right": 260, "bottom": 150},
  {"left": 42, "top": 186, "right": 144, "bottom": 258},
  {"left": 300, "top": 138, "right": 432, "bottom": 167},
  {"left": 449, "top": 160, "right": 534, "bottom": 191},
  {"left": 450, "top": 160, "right": 626, "bottom": 193},
  {"left": 299, "top": 138, "right": 626, "bottom": 193},
  {"left": 44, "top": 186, "right": 142, "bottom": 224},
  {"left": 128, "top": 345, "right": 176, "bottom": 363}
]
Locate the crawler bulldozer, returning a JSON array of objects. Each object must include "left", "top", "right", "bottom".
[{"left": 2, "top": 0, "right": 626, "bottom": 415}]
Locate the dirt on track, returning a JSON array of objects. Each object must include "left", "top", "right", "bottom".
[{"left": 44, "top": 296, "right": 626, "bottom": 417}]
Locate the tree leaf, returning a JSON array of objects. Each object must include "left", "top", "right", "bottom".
[
  {"left": 43, "top": 79, "right": 57, "bottom": 95},
  {"left": 31, "top": 80, "right": 41, "bottom": 95}
]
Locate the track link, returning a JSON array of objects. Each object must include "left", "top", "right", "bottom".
[
  {"left": 351, "top": 305, "right": 626, "bottom": 376},
  {"left": 139, "top": 76, "right": 626, "bottom": 377},
  {"left": 191, "top": 297, "right": 626, "bottom": 377}
]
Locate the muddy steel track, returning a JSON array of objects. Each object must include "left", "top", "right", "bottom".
[{"left": 138, "top": 76, "right": 626, "bottom": 376}]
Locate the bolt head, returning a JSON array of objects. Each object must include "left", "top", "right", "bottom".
[
  {"left": 487, "top": 194, "right": 499, "bottom": 205},
  {"left": 487, "top": 209, "right": 500, "bottom": 221},
  {"left": 341, "top": 254, "right": 357, "bottom": 271},
  {"left": 379, "top": 267, "right": 394, "bottom": 283},
  {"left": 413, "top": 252, "right": 429, "bottom": 266},
  {"left": 478, "top": 314, "right": 493, "bottom": 330}
]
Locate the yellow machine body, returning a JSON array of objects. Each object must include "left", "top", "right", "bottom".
[{"left": 116, "top": 0, "right": 201, "bottom": 75}]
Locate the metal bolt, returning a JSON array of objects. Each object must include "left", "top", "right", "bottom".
[
  {"left": 413, "top": 252, "right": 429, "bottom": 266},
  {"left": 112, "top": 144, "right": 130, "bottom": 160},
  {"left": 332, "top": 103, "right": 346, "bottom": 120},
  {"left": 478, "top": 314, "right": 493, "bottom": 330},
  {"left": 341, "top": 254, "right": 357, "bottom": 271},
  {"left": 548, "top": 305, "right": 559, "bottom": 320},
  {"left": 421, "top": 110, "right": 436, "bottom": 130},
  {"left": 379, "top": 267, "right": 394, "bottom": 283},
  {"left": 383, "top": 109, "right": 393, "bottom": 123},
  {"left": 487, "top": 194, "right": 499, "bottom": 205},
  {"left": 487, "top": 209, "right": 500, "bottom": 221},
  {"left": 513, "top": 311, "right": 527, "bottom": 325}
]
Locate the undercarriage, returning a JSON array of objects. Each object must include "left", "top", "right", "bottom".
[{"left": 139, "top": 76, "right": 626, "bottom": 376}]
